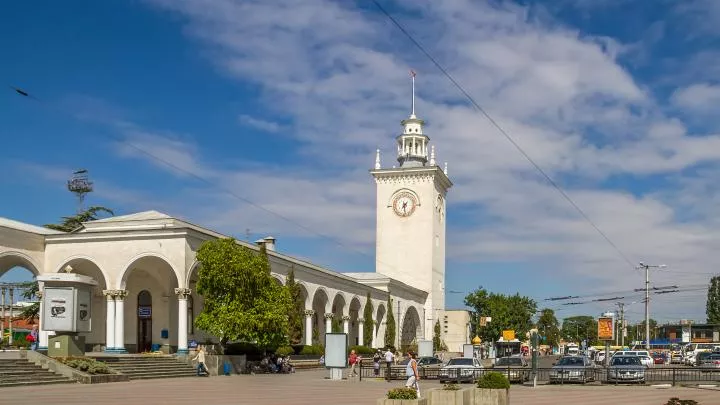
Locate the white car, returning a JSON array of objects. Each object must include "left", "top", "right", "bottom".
[
  {"left": 638, "top": 355, "right": 653, "bottom": 367},
  {"left": 438, "top": 357, "right": 484, "bottom": 383}
]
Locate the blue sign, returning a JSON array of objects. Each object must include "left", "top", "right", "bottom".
[
  {"left": 138, "top": 306, "right": 152, "bottom": 318},
  {"left": 189, "top": 340, "right": 198, "bottom": 349}
]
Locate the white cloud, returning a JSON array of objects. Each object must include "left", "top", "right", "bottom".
[
  {"left": 238, "top": 114, "right": 282, "bottom": 133},
  {"left": 671, "top": 83, "right": 720, "bottom": 113},
  {"left": 101, "top": 0, "right": 720, "bottom": 321}
]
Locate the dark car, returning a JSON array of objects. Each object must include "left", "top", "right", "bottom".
[{"left": 492, "top": 356, "right": 529, "bottom": 383}]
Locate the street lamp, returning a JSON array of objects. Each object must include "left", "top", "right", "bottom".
[{"left": 635, "top": 262, "right": 667, "bottom": 351}]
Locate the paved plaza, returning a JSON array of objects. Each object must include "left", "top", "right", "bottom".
[{"left": 1, "top": 370, "right": 719, "bottom": 405}]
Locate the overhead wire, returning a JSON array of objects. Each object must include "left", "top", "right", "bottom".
[{"left": 370, "top": 0, "right": 637, "bottom": 272}]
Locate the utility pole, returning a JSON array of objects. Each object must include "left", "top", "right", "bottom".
[
  {"left": 616, "top": 303, "right": 625, "bottom": 348},
  {"left": 635, "top": 262, "right": 667, "bottom": 351}
]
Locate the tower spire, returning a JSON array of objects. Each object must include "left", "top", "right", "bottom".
[{"left": 410, "top": 69, "right": 417, "bottom": 119}]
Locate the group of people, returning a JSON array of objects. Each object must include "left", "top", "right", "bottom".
[{"left": 346, "top": 348, "right": 421, "bottom": 398}]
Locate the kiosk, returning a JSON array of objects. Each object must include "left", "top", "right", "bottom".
[{"left": 38, "top": 272, "right": 98, "bottom": 357}]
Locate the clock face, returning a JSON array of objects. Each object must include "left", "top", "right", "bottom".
[{"left": 392, "top": 191, "right": 418, "bottom": 217}]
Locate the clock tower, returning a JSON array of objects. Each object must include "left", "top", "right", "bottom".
[{"left": 370, "top": 73, "right": 452, "bottom": 340}]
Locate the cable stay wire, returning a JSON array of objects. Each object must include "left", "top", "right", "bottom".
[
  {"left": 543, "top": 283, "right": 707, "bottom": 302},
  {"left": 370, "top": 0, "right": 637, "bottom": 271},
  {"left": 7, "top": 86, "right": 393, "bottom": 271}
]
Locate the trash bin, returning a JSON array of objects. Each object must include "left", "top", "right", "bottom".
[
  {"left": 223, "top": 361, "right": 231, "bottom": 376},
  {"left": 151, "top": 344, "right": 161, "bottom": 352}
]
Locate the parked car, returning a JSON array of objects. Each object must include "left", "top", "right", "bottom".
[
  {"left": 607, "top": 355, "right": 646, "bottom": 383},
  {"left": 652, "top": 353, "right": 665, "bottom": 365},
  {"left": 699, "top": 353, "right": 720, "bottom": 372},
  {"left": 549, "top": 356, "right": 596, "bottom": 384},
  {"left": 438, "top": 357, "right": 483, "bottom": 383},
  {"left": 492, "top": 356, "right": 529, "bottom": 383},
  {"left": 390, "top": 356, "right": 444, "bottom": 378}
]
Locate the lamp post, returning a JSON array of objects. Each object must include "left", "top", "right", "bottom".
[{"left": 635, "top": 262, "right": 667, "bottom": 351}]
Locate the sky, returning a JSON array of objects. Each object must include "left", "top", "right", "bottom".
[{"left": 2, "top": 0, "right": 720, "bottom": 324}]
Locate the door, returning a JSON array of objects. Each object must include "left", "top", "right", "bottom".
[{"left": 137, "top": 290, "right": 152, "bottom": 353}]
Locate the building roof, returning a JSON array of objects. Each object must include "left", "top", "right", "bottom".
[
  {"left": 0, "top": 217, "right": 64, "bottom": 235},
  {"left": 88, "top": 210, "right": 172, "bottom": 223}
]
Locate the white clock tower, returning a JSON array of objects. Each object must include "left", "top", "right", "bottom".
[{"left": 370, "top": 72, "right": 452, "bottom": 340}]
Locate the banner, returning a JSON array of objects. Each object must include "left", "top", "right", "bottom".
[{"left": 597, "top": 317, "right": 614, "bottom": 341}]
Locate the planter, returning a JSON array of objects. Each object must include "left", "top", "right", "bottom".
[
  {"left": 463, "top": 388, "right": 509, "bottom": 405},
  {"left": 427, "top": 388, "right": 464, "bottom": 405},
  {"left": 377, "top": 399, "right": 428, "bottom": 405}
]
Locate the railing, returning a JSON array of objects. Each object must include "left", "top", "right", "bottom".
[{"left": 357, "top": 359, "right": 720, "bottom": 385}]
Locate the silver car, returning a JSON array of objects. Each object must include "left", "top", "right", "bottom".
[
  {"left": 607, "top": 355, "right": 645, "bottom": 383},
  {"left": 438, "top": 357, "right": 483, "bottom": 383},
  {"left": 699, "top": 353, "right": 720, "bottom": 372},
  {"left": 549, "top": 356, "right": 596, "bottom": 384}
]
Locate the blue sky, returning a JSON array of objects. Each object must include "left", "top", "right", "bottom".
[{"left": 2, "top": 0, "right": 720, "bottom": 322}]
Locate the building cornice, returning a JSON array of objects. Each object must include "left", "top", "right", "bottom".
[{"left": 370, "top": 166, "right": 452, "bottom": 191}]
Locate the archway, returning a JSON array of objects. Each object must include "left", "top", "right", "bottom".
[
  {"left": 331, "top": 293, "right": 346, "bottom": 334},
  {"left": 401, "top": 306, "right": 422, "bottom": 350},
  {"left": 0, "top": 252, "right": 40, "bottom": 346},
  {"left": 311, "top": 288, "right": 329, "bottom": 345},
  {"left": 120, "top": 255, "right": 180, "bottom": 353},
  {"left": 348, "top": 296, "right": 362, "bottom": 346}
]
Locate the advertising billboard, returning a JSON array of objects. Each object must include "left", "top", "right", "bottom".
[
  {"left": 42, "top": 287, "right": 75, "bottom": 332},
  {"left": 597, "top": 317, "right": 614, "bottom": 341},
  {"left": 324, "top": 333, "right": 348, "bottom": 369}
]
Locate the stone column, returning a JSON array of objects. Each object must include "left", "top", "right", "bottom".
[
  {"left": 175, "top": 288, "right": 191, "bottom": 354},
  {"left": 103, "top": 290, "right": 116, "bottom": 351},
  {"left": 324, "top": 313, "right": 334, "bottom": 334},
  {"left": 358, "top": 318, "right": 365, "bottom": 347},
  {"left": 114, "top": 290, "right": 128, "bottom": 353},
  {"left": 342, "top": 316, "right": 350, "bottom": 335},
  {"left": 303, "top": 310, "right": 315, "bottom": 345}
]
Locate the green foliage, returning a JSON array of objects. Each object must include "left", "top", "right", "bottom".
[
  {"left": 477, "top": 372, "right": 510, "bottom": 389},
  {"left": 387, "top": 387, "right": 417, "bottom": 400},
  {"left": 19, "top": 281, "right": 39, "bottom": 322},
  {"left": 385, "top": 297, "right": 396, "bottom": 348},
  {"left": 433, "top": 320, "right": 447, "bottom": 351},
  {"left": 44, "top": 206, "right": 114, "bottom": 232},
  {"left": 331, "top": 317, "right": 342, "bottom": 333},
  {"left": 561, "top": 316, "right": 597, "bottom": 345},
  {"left": 665, "top": 398, "right": 699, "bottom": 405},
  {"left": 707, "top": 276, "right": 720, "bottom": 324},
  {"left": 349, "top": 345, "right": 374, "bottom": 355},
  {"left": 363, "top": 292, "right": 374, "bottom": 347},
  {"left": 299, "top": 345, "right": 324, "bottom": 355},
  {"left": 537, "top": 308, "right": 560, "bottom": 348},
  {"left": 14, "top": 335, "right": 31, "bottom": 349},
  {"left": 194, "top": 239, "right": 292, "bottom": 351},
  {"left": 465, "top": 287, "right": 537, "bottom": 342},
  {"left": 443, "top": 383, "right": 461, "bottom": 390},
  {"left": 57, "top": 357, "right": 111, "bottom": 375},
  {"left": 275, "top": 346, "right": 294, "bottom": 356},
  {"left": 285, "top": 266, "right": 304, "bottom": 345}
]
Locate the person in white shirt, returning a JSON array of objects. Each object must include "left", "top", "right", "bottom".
[{"left": 384, "top": 348, "right": 395, "bottom": 381}]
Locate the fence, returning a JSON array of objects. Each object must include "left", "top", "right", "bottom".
[{"left": 357, "top": 359, "right": 720, "bottom": 386}]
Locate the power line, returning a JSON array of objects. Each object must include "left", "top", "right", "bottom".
[{"left": 370, "top": 0, "right": 637, "bottom": 271}]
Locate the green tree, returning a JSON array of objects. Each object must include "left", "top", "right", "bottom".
[
  {"left": 194, "top": 238, "right": 292, "bottom": 352},
  {"left": 464, "top": 287, "right": 537, "bottom": 342},
  {"left": 537, "top": 308, "right": 560, "bottom": 348},
  {"left": 19, "top": 281, "right": 39, "bottom": 322},
  {"left": 44, "top": 206, "right": 114, "bottom": 232},
  {"left": 707, "top": 276, "right": 720, "bottom": 324},
  {"left": 561, "top": 316, "right": 597, "bottom": 345},
  {"left": 384, "top": 296, "right": 396, "bottom": 349},
  {"left": 285, "top": 266, "right": 304, "bottom": 345},
  {"left": 432, "top": 320, "right": 447, "bottom": 351},
  {"left": 332, "top": 317, "right": 342, "bottom": 333},
  {"left": 363, "top": 292, "right": 374, "bottom": 347}
]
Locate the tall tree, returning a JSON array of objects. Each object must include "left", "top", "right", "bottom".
[
  {"left": 195, "top": 238, "right": 292, "bottom": 351},
  {"left": 537, "top": 308, "right": 560, "bottom": 348},
  {"left": 285, "top": 266, "right": 304, "bottom": 345},
  {"left": 19, "top": 281, "right": 39, "bottom": 322},
  {"left": 464, "top": 287, "right": 537, "bottom": 342},
  {"left": 44, "top": 206, "right": 114, "bottom": 232},
  {"left": 384, "top": 296, "right": 396, "bottom": 349},
  {"left": 363, "top": 292, "right": 374, "bottom": 347},
  {"left": 707, "top": 276, "right": 720, "bottom": 324},
  {"left": 432, "top": 320, "right": 447, "bottom": 351},
  {"left": 561, "top": 316, "right": 597, "bottom": 345}
]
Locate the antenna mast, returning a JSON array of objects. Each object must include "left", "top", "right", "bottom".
[{"left": 67, "top": 169, "right": 93, "bottom": 213}]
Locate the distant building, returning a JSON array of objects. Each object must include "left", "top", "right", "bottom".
[
  {"left": 441, "top": 309, "right": 471, "bottom": 352},
  {"left": 657, "top": 322, "right": 720, "bottom": 343}
]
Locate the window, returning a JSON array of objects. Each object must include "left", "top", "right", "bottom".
[{"left": 187, "top": 295, "right": 194, "bottom": 334}]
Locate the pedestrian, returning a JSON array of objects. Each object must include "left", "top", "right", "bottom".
[
  {"left": 193, "top": 345, "right": 209, "bottom": 377},
  {"left": 28, "top": 325, "right": 38, "bottom": 351},
  {"left": 384, "top": 347, "right": 394, "bottom": 381},
  {"left": 348, "top": 349, "right": 359, "bottom": 379},
  {"left": 373, "top": 350, "right": 382, "bottom": 376},
  {"left": 405, "top": 351, "right": 421, "bottom": 398}
]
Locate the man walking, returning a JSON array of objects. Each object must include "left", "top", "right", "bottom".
[{"left": 384, "top": 347, "right": 394, "bottom": 381}]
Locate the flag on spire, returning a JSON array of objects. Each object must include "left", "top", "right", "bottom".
[{"left": 410, "top": 69, "right": 416, "bottom": 78}]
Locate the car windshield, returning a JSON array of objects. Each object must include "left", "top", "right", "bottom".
[
  {"left": 612, "top": 356, "right": 641, "bottom": 366},
  {"left": 496, "top": 358, "right": 523, "bottom": 366},
  {"left": 447, "top": 358, "right": 474, "bottom": 366},
  {"left": 556, "top": 357, "right": 585, "bottom": 366}
]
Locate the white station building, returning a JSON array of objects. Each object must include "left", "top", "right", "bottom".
[{"left": 0, "top": 81, "right": 459, "bottom": 354}]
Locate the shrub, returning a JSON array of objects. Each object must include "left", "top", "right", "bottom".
[
  {"left": 299, "top": 345, "right": 323, "bottom": 355},
  {"left": 275, "top": 346, "right": 294, "bottom": 357},
  {"left": 57, "top": 357, "right": 111, "bottom": 375},
  {"left": 477, "top": 372, "right": 510, "bottom": 389},
  {"left": 665, "top": 398, "right": 699, "bottom": 405},
  {"left": 387, "top": 387, "right": 417, "bottom": 400},
  {"left": 443, "top": 383, "right": 461, "bottom": 390},
  {"left": 349, "top": 345, "right": 374, "bottom": 355}
]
